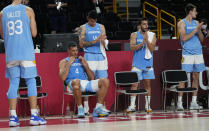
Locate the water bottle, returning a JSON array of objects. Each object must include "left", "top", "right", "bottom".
[
  {"left": 171, "top": 99, "right": 175, "bottom": 111},
  {"left": 35, "top": 45, "right": 40, "bottom": 53},
  {"left": 66, "top": 104, "right": 70, "bottom": 116}
]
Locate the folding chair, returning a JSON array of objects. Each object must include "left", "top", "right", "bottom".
[
  {"left": 62, "top": 81, "right": 96, "bottom": 117},
  {"left": 199, "top": 67, "right": 209, "bottom": 109},
  {"left": 162, "top": 70, "right": 197, "bottom": 111},
  {"left": 114, "top": 71, "right": 148, "bottom": 114},
  {"left": 18, "top": 76, "right": 48, "bottom": 117}
]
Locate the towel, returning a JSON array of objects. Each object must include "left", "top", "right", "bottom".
[
  {"left": 145, "top": 31, "right": 155, "bottom": 59},
  {"left": 100, "top": 39, "right": 108, "bottom": 70}
]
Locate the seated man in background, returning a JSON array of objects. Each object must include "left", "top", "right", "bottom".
[{"left": 59, "top": 44, "right": 110, "bottom": 118}]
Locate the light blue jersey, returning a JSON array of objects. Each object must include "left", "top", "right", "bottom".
[
  {"left": 181, "top": 19, "right": 202, "bottom": 55},
  {"left": 83, "top": 23, "right": 107, "bottom": 79},
  {"left": 132, "top": 32, "right": 153, "bottom": 70},
  {"left": 2, "top": 4, "right": 35, "bottom": 62},
  {"left": 84, "top": 23, "right": 102, "bottom": 54},
  {"left": 65, "top": 57, "right": 88, "bottom": 85}
]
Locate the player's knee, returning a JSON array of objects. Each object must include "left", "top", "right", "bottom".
[
  {"left": 71, "top": 79, "right": 80, "bottom": 90},
  {"left": 25, "top": 78, "right": 37, "bottom": 97},
  {"left": 7, "top": 77, "right": 20, "bottom": 99},
  {"left": 99, "top": 78, "right": 109, "bottom": 88},
  {"left": 131, "top": 83, "right": 138, "bottom": 90}
]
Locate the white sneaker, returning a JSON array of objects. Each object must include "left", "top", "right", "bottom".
[
  {"left": 102, "top": 105, "right": 111, "bottom": 114},
  {"left": 125, "top": 106, "right": 136, "bottom": 113},
  {"left": 84, "top": 104, "right": 89, "bottom": 116},
  {"left": 177, "top": 102, "right": 184, "bottom": 111},
  {"left": 145, "top": 104, "right": 152, "bottom": 113},
  {"left": 190, "top": 102, "right": 200, "bottom": 110}
]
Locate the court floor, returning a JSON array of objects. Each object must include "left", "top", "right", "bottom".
[{"left": 1, "top": 110, "right": 209, "bottom": 131}]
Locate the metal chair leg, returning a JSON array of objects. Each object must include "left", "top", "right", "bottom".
[
  {"left": 187, "top": 92, "right": 189, "bottom": 110},
  {"left": 163, "top": 89, "right": 167, "bottom": 112},
  {"left": 114, "top": 91, "right": 117, "bottom": 114},
  {"left": 43, "top": 98, "right": 45, "bottom": 118},
  {"left": 62, "top": 94, "right": 65, "bottom": 117},
  {"left": 137, "top": 95, "right": 140, "bottom": 111},
  {"left": 46, "top": 95, "right": 49, "bottom": 116}
]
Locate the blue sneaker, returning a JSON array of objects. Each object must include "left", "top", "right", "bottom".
[
  {"left": 30, "top": 115, "right": 46, "bottom": 126},
  {"left": 9, "top": 116, "right": 19, "bottom": 127},
  {"left": 78, "top": 107, "right": 85, "bottom": 118},
  {"left": 93, "top": 107, "right": 109, "bottom": 117}
]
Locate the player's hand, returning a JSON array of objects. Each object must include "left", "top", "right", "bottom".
[
  {"left": 78, "top": 56, "right": 88, "bottom": 67},
  {"left": 143, "top": 32, "right": 149, "bottom": 43},
  {"left": 68, "top": 56, "right": 76, "bottom": 66},
  {"left": 100, "top": 34, "right": 107, "bottom": 42},
  {"left": 196, "top": 22, "right": 204, "bottom": 33}
]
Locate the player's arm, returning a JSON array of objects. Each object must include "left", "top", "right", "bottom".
[
  {"left": 178, "top": 20, "right": 203, "bottom": 42},
  {"left": 144, "top": 32, "right": 156, "bottom": 52},
  {"left": 100, "top": 24, "right": 107, "bottom": 47},
  {"left": 0, "top": 11, "right": 3, "bottom": 39},
  {"left": 79, "top": 25, "right": 102, "bottom": 48},
  {"left": 130, "top": 32, "right": 144, "bottom": 51},
  {"left": 78, "top": 56, "right": 95, "bottom": 80},
  {"left": 61, "top": 2, "right": 68, "bottom": 7},
  {"left": 47, "top": 3, "right": 57, "bottom": 8},
  {"left": 26, "top": 7, "right": 37, "bottom": 38},
  {"left": 59, "top": 57, "right": 75, "bottom": 81},
  {"left": 196, "top": 21, "right": 204, "bottom": 43}
]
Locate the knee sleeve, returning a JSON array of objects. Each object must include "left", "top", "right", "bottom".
[
  {"left": 25, "top": 78, "right": 37, "bottom": 97},
  {"left": 8, "top": 77, "right": 20, "bottom": 99}
]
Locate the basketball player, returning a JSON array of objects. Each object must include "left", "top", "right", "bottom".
[
  {"left": 127, "top": 18, "right": 156, "bottom": 113},
  {"left": 79, "top": 10, "right": 110, "bottom": 115},
  {"left": 0, "top": 0, "right": 46, "bottom": 127},
  {"left": 177, "top": 3, "right": 205, "bottom": 110},
  {"left": 59, "top": 44, "right": 109, "bottom": 118}
]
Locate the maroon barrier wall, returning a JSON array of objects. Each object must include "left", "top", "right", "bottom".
[{"left": 1, "top": 49, "right": 209, "bottom": 117}]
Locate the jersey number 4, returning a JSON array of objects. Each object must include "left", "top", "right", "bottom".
[{"left": 7, "top": 20, "right": 23, "bottom": 36}]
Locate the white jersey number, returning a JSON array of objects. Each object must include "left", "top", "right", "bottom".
[
  {"left": 75, "top": 68, "right": 79, "bottom": 74},
  {"left": 7, "top": 20, "right": 23, "bottom": 36}
]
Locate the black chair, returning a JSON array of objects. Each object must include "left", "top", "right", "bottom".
[
  {"left": 114, "top": 71, "right": 148, "bottom": 114},
  {"left": 62, "top": 81, "right": 96, "bottom": 117},
  {"left": 162, "top": 70, "right": 198, "bottom": 111},
  {"left": 18, "top": 76, "right": 48, "bottom": 117}
]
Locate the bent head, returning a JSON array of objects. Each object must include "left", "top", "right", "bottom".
[
  {"left": 67, "top": 44, "right": 78, "bottom": 57},
  {"left": 87, "top": 10, "right": 98, "bottom": 27},
  {"left": 185, "top": 3, "right": 197, "bottom": 19},
  {"left": 138, "top": 18, "right": 149, "bottom": 32}
]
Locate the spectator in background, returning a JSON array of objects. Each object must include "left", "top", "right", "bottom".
[
  {"left": 200, "top": 19, "right": 209, "bottom": 37},
  {"left": 23, "top": 0, "right": 29, "bottom": 5},
  {"left": 92, "top": 0, "right": 105, "bottom": 23},
  {"left": 47, "top": 0, "right": 68, "bottom": 34}
]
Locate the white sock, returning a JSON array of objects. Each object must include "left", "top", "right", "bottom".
[
  {"left": 192, "top": 96, "right": 197, "bottom": 103},
  {"left": 31, "top": 109, "right": 38, "bottom": 116},
  {"left": 78, "top": 105, "right": 83, "bottom": 109},
  {"left": 10, "top": 110, "right": 17, "bottom": 117},
  {"left": 145, "top": 96, "right": 151, "bottom": 106},
  {"left": 130, "top": 96, "right": 136, "bottom": 107},
  {"left": 84, "top": 100, "right": 89, "bottom": 108},
  {"left": 95, "top": 103, "right": 103, "bottom": 109},
  {"left": 178, "top": 96, "right": 182, "bottom": 103}
]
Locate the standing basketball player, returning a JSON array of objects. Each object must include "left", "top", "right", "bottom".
[
  {"left": 0, "top": 0, "right": 46, "bottom": 127},
  {"left": 127, "top": 18, "right": 156, "bottom": 113},
  {"left": 79, "top": 10, "right": 110, "bottom": 115},
  {"left": 177, "top": 3, "right": 205, "bottom": 110}
]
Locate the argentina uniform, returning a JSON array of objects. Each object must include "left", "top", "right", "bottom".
[
  {"left": 131, "top": 32, "right": 155, "bottom": 80},
  {"left": 2, "top": 4, "right": 37, "bottom": 79},
  {"left": 65, "top": 58, "right": 100, "bottom": 93},
  {"left": 181, "top": 19, "right": 205, "bottom": 72},
  {"left": 83, "top": 23, "right": 108, "bottom": 79}
]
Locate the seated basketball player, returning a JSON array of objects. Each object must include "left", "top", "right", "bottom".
[{"left": 59, "top": 44, "right": 110, "bottom": 118}]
